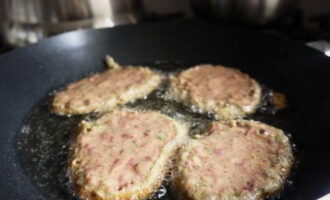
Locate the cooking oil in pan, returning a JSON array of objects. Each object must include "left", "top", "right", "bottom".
[{"left": 16, "top": 63, "right": 301, "bottom": 200}]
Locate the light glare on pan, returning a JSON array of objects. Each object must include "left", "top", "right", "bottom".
[
  {"left": 325, "top": 50, "right": 330, "bottom": 57},
  {"left": 318, "top": 193, "right": 330, "bottom": 200},
  {"left": 58, "top": 31, "right": 88, "bottom": 49}
]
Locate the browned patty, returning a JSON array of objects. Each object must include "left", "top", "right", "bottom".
[
  {"left": 70, "top": 108, "right": 189, "bottom": 200},
  {"left": 174, "top": 120, "right": 293, "bottom": 200},
  {"left": 165, "top": 65, "right": 261, "bottom": 119},
  {"left": 52, "top": 66, "right": 162, "bottom": 115}
]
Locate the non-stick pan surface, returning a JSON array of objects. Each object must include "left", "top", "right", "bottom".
[{"left": 0, "top": 21, "right": 330, "bottom": 200}]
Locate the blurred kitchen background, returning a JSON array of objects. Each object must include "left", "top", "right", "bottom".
[{"left": 1, "top": 0, "right": 330, "bottom": 54}]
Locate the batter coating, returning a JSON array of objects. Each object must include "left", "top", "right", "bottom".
[
  {"left": 53, "top": 65, "right": 162, "bottom": 115},
  {"left": 165, "top": 65, "right": 261, "bottom": 119},
  {"left": 174, "top": 120, "right": 293, "bottom": 200},
  {"left": 70, "top": 108, "right": 188, "bottom": 200}
]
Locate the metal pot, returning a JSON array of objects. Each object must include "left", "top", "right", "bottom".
[
  {"left": 190, "top": 0, "right": 299, "bottom": 25},
  {"left": 0, "top": 0, "right": 140, "bottom": 47}
]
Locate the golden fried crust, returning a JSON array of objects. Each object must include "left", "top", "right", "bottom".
[
  {"left": 76, "top": 160, "right": 169, "bottom": 200},
  {"left": 52, "top": 67, "right": 162, "bottom": 115},
  {"left": 70, "top": 108, "right": 189, "bottom": 200},
  {"left": 165, "top": 65, "right": 261, "bottom": 120},
  {"left": 174, "top": 120, "right": 293, "bottom": 200}
]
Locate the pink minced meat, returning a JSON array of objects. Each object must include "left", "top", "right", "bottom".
[
  {"left": 166, "top": 65, "right": 261, "bottom": 119},
  {"left": 53, "top": 67, "right": 161, "bottom": 115},
  {"left": 175, "top": 120, "right": 293, "bottom": 200},
  {"left": 70, "top": 108, "right": 187, "bottom": 200}
]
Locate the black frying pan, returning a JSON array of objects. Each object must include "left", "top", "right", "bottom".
[{"left": 0, "top": 21, "right": 330, "bottom": 200}]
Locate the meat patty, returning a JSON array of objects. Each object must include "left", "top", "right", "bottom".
[
  {"left": 165, "top": 65, "right": 261, "bottom": 119},
  {"left": 174, "top": 120, "right": 293, "bottom": 200},
  {"left": 52, "top": 66, "right": 162, "bottom": 115},
  {"left": 70, "top": 108, "right": 189, "bottom": 200}
]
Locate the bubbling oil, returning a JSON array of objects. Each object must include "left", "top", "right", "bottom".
[{"left": 16, "top": 63, "right": 300, "bottom": 200}]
